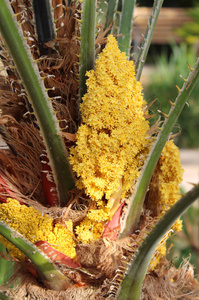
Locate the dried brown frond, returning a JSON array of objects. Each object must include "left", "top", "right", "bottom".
[
  {"left": 0, "top": 115, "right": 45, "bottom": 203},
  {"left": 36, "top": 1, "right": 81, "bottom": 133},
  {"left": 0, "top": 1, "right": 83, "bottom": 207},
  {"left": 11, "top": 0, "right": 35, "bottom": 49},
  {"left": 3, "top": 257, "right": 199, "bottom": 300},
  {"left": 74, "top": 212, "right": 157, "bottom": 286},
  {"left": 0, "top": 1, "right": 81, "bottom": 133},
  {"left": 141, "top": 257, "right": 199, "bottom": 300},
  {"left": 0, "top": 76, "right": 27, "bottom": 120},
  {"left": 1, "top": 268, "right": 104, "bottom": 300},
  {"left": 46, "top": 190, "right": 88, "bottom": 223},
  {"left": 0, "top": 0, "right": 37, "bottom": 121},
  {"left": 95, "top": 24, "right": 112, "bottom": 49},
  {"left": 76, "top": 239, "right": 123, "bottom": 280},
  {"left": 147, "top": 116, "right": 162, "bottom": 137},
  {"left": 0, "top": 47, "right": 31, "bottom": 122}
]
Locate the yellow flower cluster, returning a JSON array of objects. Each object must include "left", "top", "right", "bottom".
[
  {"left": 70, "top": 35, "right": 149, "bottom": 203},
  {"left": 75, "top": 203, "right": 112, "bottom": 243},
  {"left": 75, "top": 217, "right": 104, "bottom": 244},
  {"left": 156, "top": 140, "right": 183, "bottom": 220},
  {"left": 0, "top": 199, "right": 76, "bottom": 260},
  {"left": 148, "top": 140, "right": 183, "bottom": 270}
]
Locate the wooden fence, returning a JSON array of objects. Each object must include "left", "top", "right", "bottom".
[{"left": 133, "top": 7, "right": 192, "bottom": 44}]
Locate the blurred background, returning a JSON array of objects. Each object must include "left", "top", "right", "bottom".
[{"left": 134, "top": 0, "right": 199, "bottom": 274}]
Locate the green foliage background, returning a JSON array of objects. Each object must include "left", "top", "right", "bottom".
[{"left": 143, "top": 43, "right": 199, "bottom": 148}]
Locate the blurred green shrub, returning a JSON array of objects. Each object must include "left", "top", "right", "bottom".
[
  {"left": 143, "top": 43, "right": 199, "bottom": 148},
  {"left": 176, "top": 7, "right": 199, "bottom": 46}
]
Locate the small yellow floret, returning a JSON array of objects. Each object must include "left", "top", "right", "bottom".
[
  {"left": 0, "top": 199, "right": 76, "bottom": 260},
  {"left": 87, "top": 207, "right": 112, "bottom": 222},
  {"left": 147, "top": 140, "right": 183, "bottom": 270},
  {"left": 75, "top": 217, "right": 104, "bottom": 244},
  {"left": 75, "top": 205, "right": 112, "bottom": 243},
  {"left": 70, "top": 35, "right": 149, "bottom": 202}
]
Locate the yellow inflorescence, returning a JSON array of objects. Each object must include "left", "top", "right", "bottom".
[
  {"left": 148, "top": 140, "right": 183, "bottom": 270},
  {"left": 70, "top": 35, "right": 149, "bottom": 203},
  {"left": 75, "top": 217, "right": 104, "bottom": 244},
  {"left": 158, "top": 140, "right": 183, "bottom": 219},
  {"left": 75, "top": 204, "right": 112, "bottom": 243},
  {"left": 0, "top": 34, "right": 184, "bottom": 274},
  {"left": 0, "top": 199, "right": 76, "bottom": 260}
]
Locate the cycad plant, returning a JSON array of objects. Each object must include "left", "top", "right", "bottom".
[{"left": 0, "top": 1, "right": 199, "bottom": 299}]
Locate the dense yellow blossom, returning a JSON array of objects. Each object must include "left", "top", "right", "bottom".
[
  {"left": 75, "top": 203, "right": 114, "bottom": 243},
  {"left": 157, "top": 140, "right": 183, "bottom": 220},
  {"left": 147, "top": 140, "right": 183, "bottom": 270},
  {"left": 0, "top": 199, "right": 76, "bottom": 260},
  {"left": 70, "top": 35, "right": 149, "bottom": 203},
  {"left": 75, "top": 217, "right": 104, "bottom": 244}
]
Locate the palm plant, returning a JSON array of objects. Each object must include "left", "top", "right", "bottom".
[{"left": 0, "top": 0, "right": 199, "bottom": 299}]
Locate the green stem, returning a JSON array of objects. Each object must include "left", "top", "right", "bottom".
[
  {"left": 111, "top": 0, "right": 122, "bottom": 36},
  {"left": 96, "top": 0, "right": 108, "bottom": 29},
  {"left": 118, "top": 0, "right": 136, "bottom": 57},
  {"left": 0, "top": 221, "right": 73, "bottom": 290},
  {"left": 135, "top": 0, "right": 164, "bottom": 81},
  {"left": 119, "top": 57, "right": 199, "bottom": 238},
  {"left": 0, "top": 0, "right": 75, "bottom": 206},
  {"left": 105, "top": 0, "right": 118, "bottom": 35},
  {"left": 79, "top": 0, "right": 96, "bottom": 102},
  {"left": 0, "top": 241, "right": 20, "bottom": 288},
  {"left": 117, "top": 184, "right": 199, "bottom": 300}
]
